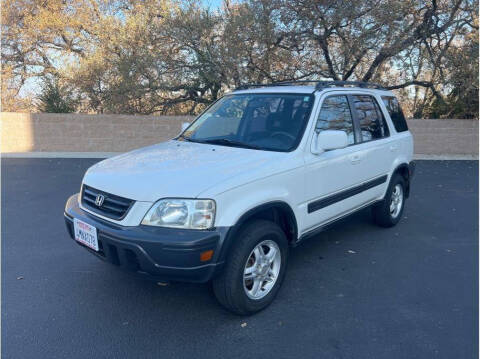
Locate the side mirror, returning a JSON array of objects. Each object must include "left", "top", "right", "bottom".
[
  {"left": 312, "top": 130, "right": 348, "bottom": 154},
  {"left": 181, "top": 122, "right": 190, "bottom": 131}
]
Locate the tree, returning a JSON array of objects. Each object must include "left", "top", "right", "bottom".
[
  {"left": 2, "top": 0, "right": 478, "bottom": 118},
  {"left": 64, "top": 0, "right": 220, "bottom": 114},
  {"left": 36, "top": 78, "right": 77, "bottom": 113},
  {"left": 1, "top": 0, "right": 98, "bottom": 110},
  {"left": 423, "top": 12, "right": 479, "bottom": 118}
]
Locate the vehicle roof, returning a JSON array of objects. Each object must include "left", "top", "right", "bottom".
[{"left": 232, "top": 85, "right": 395, "bottom": 96}]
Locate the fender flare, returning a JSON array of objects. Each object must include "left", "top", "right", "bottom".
[
  {"left": 390, "top": 162, "right": 412, "bottom": 198},
  {"left": 215, "top": 201, "right": 298, "bottom": 265}
]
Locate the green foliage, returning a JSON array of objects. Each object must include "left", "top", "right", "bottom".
[
  {"left": 423, "top": 23, "right": 479, "bottom": 119},
  {"left": 36, "top": 78, "right": 77, "bottom": 113},
  {"left": 425, "top": 88, "right": 479, "bottom": 119}
]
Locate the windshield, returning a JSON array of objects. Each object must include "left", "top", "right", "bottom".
[{"left": 179, "top": 93, "right": 314, "bottom": 152}]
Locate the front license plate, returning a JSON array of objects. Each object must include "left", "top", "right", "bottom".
[{"left": 73, "top": 218, "right": 99, "bottom": 251}]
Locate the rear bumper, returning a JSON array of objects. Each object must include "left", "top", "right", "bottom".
[{"left": 64, "top": 194, "right": 230, "bottom": 283}]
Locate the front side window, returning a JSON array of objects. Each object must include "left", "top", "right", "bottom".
[
  {"left": 180, "top": 93, "right": 314, "bottom": 152},
  {"left": 316, "top": 95, "right": 355, "bottom": 145},
  {"left": 381, "top": 96, "right": 408, "bottom": 132},
  {"left": 352, "top": 95, "right": 389, "bottom": 142}
]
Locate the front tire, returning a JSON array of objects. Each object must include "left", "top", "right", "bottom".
[
  {"left": 212, "top": 220, "right": 288, "bottom": 315},
  {"left": 372, "top": 174, "right": 406, "bottom": 227}
]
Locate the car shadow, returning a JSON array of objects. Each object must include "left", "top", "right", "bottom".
[{"left": 75, "top": 207, "right": 378, "bottom": 322}]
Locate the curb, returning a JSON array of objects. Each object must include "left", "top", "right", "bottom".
[{"left": 413, "top": 154, "right": 478, "bottom": 160}]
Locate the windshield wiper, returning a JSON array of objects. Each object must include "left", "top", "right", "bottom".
[
  {"left": 202, "top": 138, "right": 261, "bottom": 150},
  {"left": 177, "top": 134, "right": 195, "bottom": 142}
]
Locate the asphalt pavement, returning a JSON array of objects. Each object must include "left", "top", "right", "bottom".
[{"left": 2, "top": 158, "right": 478, "bottom": 359}]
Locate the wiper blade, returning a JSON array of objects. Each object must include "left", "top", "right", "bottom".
[
  {"left": 177, "top": 134, "right": 195, "bottom": 142},
  {"left": 203, "top": 138, "right": 261, "bottom": 150}
]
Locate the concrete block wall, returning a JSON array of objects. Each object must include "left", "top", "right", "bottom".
[
  {"left": 407, "top": 119, "right": 478, "bottom": 156},
  {"left": 1, "top": 113, "right": 478, "bottom": 157},
  {"left": 1, "top": 113, "right": 194, "bottom": 153}
]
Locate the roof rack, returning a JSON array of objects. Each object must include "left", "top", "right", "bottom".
[
  {"left": 234, "top": 80, "right": 386, "bottom": 92},
  {"left": 234, "top": 81, "right": 317, "bottom": 91},
  {"left": 314, "top": 81, "right": 385, "bottom": 90}
]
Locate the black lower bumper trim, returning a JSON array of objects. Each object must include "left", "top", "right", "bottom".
[{"left": 64, "top": 194, "right": 230, "bottom": 283}]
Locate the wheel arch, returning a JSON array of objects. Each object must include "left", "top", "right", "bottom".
[
  {"left": 391, "top": 163, "right": 411, "bottom": 198},
  {"left": 216, "top": 201, "right": 298, "bottom": 266}
]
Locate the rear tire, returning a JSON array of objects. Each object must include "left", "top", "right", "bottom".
[
  {"left": 372, "top": 174, "right": 406, "bottom": 228},
  {"left": 212, "top": 220, "right": 288, "bottom": 315}
]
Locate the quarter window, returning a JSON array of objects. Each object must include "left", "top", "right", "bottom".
[
  {"left": 381, "top": 96, "right": 408, "bottom": 132},
  {"left": 352, "top": 95, "right": 389, "bottom": 142},
  {"left": 316, "top": 95, "right": 355, "bottom": 145}
]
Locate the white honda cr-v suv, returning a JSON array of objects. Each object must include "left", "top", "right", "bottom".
[{"left": 65, "top": 81, "right": 415, "bottom": 315}]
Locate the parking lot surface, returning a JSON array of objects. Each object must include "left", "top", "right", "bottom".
[{"left": 2, "top": 158, "right": 478, "bottom": 359}]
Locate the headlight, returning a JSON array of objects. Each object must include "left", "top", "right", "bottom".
[{"left": 141, "top": 199, "right": 216, "bottom": 229}]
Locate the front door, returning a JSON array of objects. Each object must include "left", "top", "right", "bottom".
[{"left": 303, "top": 93, "right": 365, "bottom": 232}]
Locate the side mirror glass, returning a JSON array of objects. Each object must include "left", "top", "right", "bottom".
[
  {"left": 181, "top": 122, "right": 190, "bottom": 131},
  {"left": 312, "top": 130, "right": 348, "bottom": 154}
]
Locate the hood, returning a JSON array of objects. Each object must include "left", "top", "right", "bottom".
[{"left": 83, "top": 140, "right": 286, "bottom": 201}]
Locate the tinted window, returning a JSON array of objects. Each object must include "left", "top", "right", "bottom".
[
  {"left": 316, "top": 95, "right": 355, "bottom": 145},
  {"left": 382, "top": 96, "right": 408, "bottom": 132},
  {"left": 182, "top": 93, "right": 314, "bottom": 152},
  {"left": 352, "top": 95, "right": 389, "bottom": 142}
]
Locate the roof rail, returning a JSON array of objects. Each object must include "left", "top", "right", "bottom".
[
  {"left": 314, "top": 81, "right": 385, "bottom": 90},
  {"left": 234, "top": 81, "right": 318, "bottom": 91},
  {"left": 234, "top": 80, "right": 386, "bottom": 92}
]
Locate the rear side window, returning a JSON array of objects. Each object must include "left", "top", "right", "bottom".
[
  {"left": 352, "top": 95, "right": 389, "bottom": 142},
  {"left": 381, "top": 96, "right": 408, "bottom": 132},
  {"left": 316, "top": 95, "right": 355, "bottom": 145}
]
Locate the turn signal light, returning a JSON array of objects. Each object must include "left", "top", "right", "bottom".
[{"left": 200, "top": 250, "right": 214, "bottom": 262}]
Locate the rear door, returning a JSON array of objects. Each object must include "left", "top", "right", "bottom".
[{"left": 347, "top": 93, "right": 395, "bottom": 200}]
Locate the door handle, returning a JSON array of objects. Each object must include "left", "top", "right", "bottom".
[
  {"left": 389, "top": 145, "right": 398, "bottom": 152},
  {"left": 350, "top": 154, "right": 361, "bottom": 164}
]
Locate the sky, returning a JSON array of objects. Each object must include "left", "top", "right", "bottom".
[{"left": 202, "top": 0, "right": 224, "bottom": 9}]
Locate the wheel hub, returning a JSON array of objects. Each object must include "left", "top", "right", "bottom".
[
  {"left": 243, "top": 240, "right": 281, "bottom": 300},
  {"left": 389, "top": 184, "right": 404, "bottom": 218}
]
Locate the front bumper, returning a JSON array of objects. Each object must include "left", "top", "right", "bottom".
[{"left": 64, "top": 194, "right": 230, "bottom": 283}]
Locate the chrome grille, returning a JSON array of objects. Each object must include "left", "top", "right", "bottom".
[{"left": 81, "top": 185, "right": 134, "bottom": 220}]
